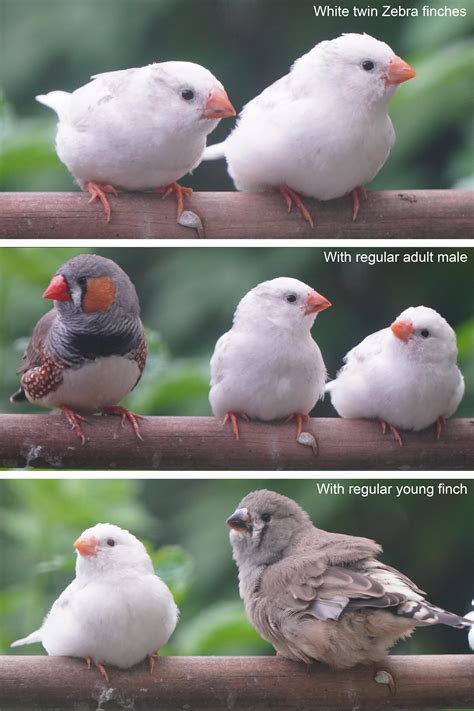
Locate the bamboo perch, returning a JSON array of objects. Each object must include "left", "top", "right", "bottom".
[
  {"left": 0, "top": 415, "right": 472, "bottom": 470},
  {"left": 0, "top": 190, "right": 472, "bottom": 239},
  {"left": 0, "top": 655, "right": 473, "bottom": 710}
]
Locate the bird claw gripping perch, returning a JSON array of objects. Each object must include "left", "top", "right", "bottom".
[
  {"left": 279, "top": 186, "right": 314, "bottom": 228},
  {"left": 101, "top": 406, "right": 145, "bottom": 441},
  {"left": 223, "top": 412, "right": 250, "bottom": 441},
  {"left": 155, "top": 182, "right": 193, "bottom": 220},
  {"left": 379, "top": 419, "right": 403, "bottom": 447},
  {"left": 351, "top": 185, "right": 367, "bottom": 221},
  {"left": 85, "top": 182, "right": 118, "bottom": 223},
  {"left": 286, "top": 412, "right": 310, "bottom": 439},
  {"left": 60, "top": 406, "right": 91, "bottom": 445}
]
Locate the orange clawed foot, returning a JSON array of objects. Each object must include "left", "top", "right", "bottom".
[
  {"left": 155, "top": 182, "right": 193, "bottom": 220},
  {"left": 85, "top": 656, "right": 109, "bottom": 682},
  {"left": 85, "top": 181, "right": 118, "bottom": 223},
  {"left": 223, "top": 411, "right": 250, "bottom": 441},
  {"left": 380, "top": 419, "right": 403, "bottom": 447},
  {"left": 101, "top": 406, "right": 145, "bottom": 441},
  {"left": 147, "top": 653, "right": 158, "bottom": 675},
  {"left": 351, "top": 185, "right": 367, "bottom": 221},
  {"left": 435, "top": 416, "right": 445, "bottom": 441},
  {"left": 60, "top": 406, "right": 90, "bottom": 445},
  {"left": 286, "top": 412, "right": 310, "bottom": 439},
  {"left": 279, "top": 186, "right": 314, "bottom": 228}
]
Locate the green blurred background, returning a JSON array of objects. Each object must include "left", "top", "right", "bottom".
[
  {"left": 1, "top": 246, "right": 473, "bottom": 421},
  {"left": 1, "top": 479, "right": 472, "bottom": 659},
  {"left": 1, "top": 0, "right": 473, "bottom": 191}
]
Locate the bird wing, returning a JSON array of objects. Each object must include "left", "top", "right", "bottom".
[
  {"left": 209, "top": 330, "right": 233, "bottom": 386},
  {"left": 269, "top": 556, "right": 392, "bottom": 621},
  {"left": 67, "top": 68, "right": 141, "bottom": 130},
  {"left": 265, "top": 554, "right": 469, "bottom": 628},
  {"left": 16, "top": 309, "right": 56, "bottom": 375},
  {"left": 341, "top": 328, "right": 387, "bottom": 368}
]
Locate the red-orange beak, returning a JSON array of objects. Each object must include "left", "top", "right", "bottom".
[
  {"left": 304, "top": 290, "right": 332, "bottom": 315},
  {"left": 74, "top": 535, "right": 98, "bottom": 557},
  {"left": 385, "top": 55, "right": 416, "bottom": 85},
  {"left": 43, "top": 274, "right": 71, "bottom": 301},
  {"left": 390, "top": 319, "right": 414, "bottom": 342},
  {"left": 201, "top": 88, "right": 236, "bottom": 119}
]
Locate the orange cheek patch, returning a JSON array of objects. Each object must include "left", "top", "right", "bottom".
[{"left": 82, "top": 277, "right": 117, "bottom": 313}]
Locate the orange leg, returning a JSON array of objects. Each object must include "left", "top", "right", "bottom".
[
  {"left": 101, "top": 406, "right": 145, "bottom": 441},
  {"left": 84, "top": 656, "right": 109, "bottom": 682},
  {"left": 147, "top": 653, "right": 158, "bottom": 675},
  {"left": 155, "top": 182, "right": 193, "bottom": 220},
  {"left": 379, "top": 419, "right": 403, "bottom": 447},
  {"left": 84, "top": 181, "right": 118, "bottom": 223},
  {"left": 223, "top": 411, "right": 250, "bottom": 441},
  {"left": 286, "top": 412, "right": 310, "bottom": 439},
  {"left": 60, "top": 406, "right": 90, "bottom": 445},
  {"left": 279, "top": 186, "right": 314, "bottom": 228},
  {"left": 435, "top": 416, "right": 445, "bottom": 441},
  {"left": 351, "top": 185, "right": 367, "bottom": 221}
]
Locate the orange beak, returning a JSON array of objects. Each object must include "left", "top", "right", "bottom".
[
  {"left": 304, "top": 290, "right": 332, "bottom": 315},
  {"left": 201, "top": 88, "right": 236, "bottom": 119},
  {"left": 391, "top": 319, "right": 414, "bottom": 342},
  {"left": 43, "top": 274, "right": 71, "bottom": 301},
  {"left": 74, "top": 535, "right": 98, "bottom": 557},
  {"left": 385, "top": 55, "right": 416, "bottom": 85}
]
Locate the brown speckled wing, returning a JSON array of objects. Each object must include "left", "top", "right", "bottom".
[
  {"left": 132, "top": 333, "right": 147, "bottom": 390},
  {"left": 16, "top": 309, "right": 57, "bottom": 374},
  {"left": 16, "top": 310, "right": 65, "bottom": 402}
]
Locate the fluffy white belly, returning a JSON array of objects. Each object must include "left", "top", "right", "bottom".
[{"left": 30, "top": 356, "right": 140, "bottom": 413}]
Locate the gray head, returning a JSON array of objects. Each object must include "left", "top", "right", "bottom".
[
  {"left": 227, "top": 489, "right": 313, "bottom": 566},
  {"left": 42, "top": 254, "right": 141, "bottom": 328},
  {"left": 74, "top": 522, "right": 153, "bottom": 578}
]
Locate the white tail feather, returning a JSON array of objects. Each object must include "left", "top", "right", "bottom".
[
  {"left": 11, "top": 629, "right": 42, "bottom": 647},
  {"left": 36, "top": 91, "right": 71, "bottom": 120},
  {"left": 202, "top": 142, "right": 226, "bottom": 161}
]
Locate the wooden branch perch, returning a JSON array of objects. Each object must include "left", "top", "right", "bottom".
[
  {"left": 1, "top": 655, "right": 473, "bottom": 710},
  {"left": 0, "top": 415, "right": 472, "bottom": 470},
  {"left": 1, "top": 190, "right": 471, "bottom": 239}
]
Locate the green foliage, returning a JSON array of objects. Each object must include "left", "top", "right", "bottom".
[
  {"left": 1, "top": 479, "right": 472, "bottom": 659},
  {"left": 1, "top": 0, "right": 473, "bottom": 190}
]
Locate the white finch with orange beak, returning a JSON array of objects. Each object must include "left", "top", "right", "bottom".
[
  {"left": 209, "top": 277, "right": 331, "bottom": 439},
  {"left": 11, "top": 524, "right": 178, "bottom": 680},
  {"left": 326, "top": 306, "right": 464, "bottom": 444},
  {"left": 37, "top": 62, "right": 235, "bottom": 221},
  {"left": 204, "top": 33, "right": 415, "bottom": 225}
]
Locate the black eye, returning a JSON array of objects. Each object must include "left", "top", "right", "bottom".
[
  {"left": 420, "top": 329, "right": 430, "bottom": 338},
  {"left": 106, "top": 539, "right": 115, "bottom": 547},
  {"left": 286, "top": 294, "right": 297, "bottom": 303},
  {"left": 362, "top": 60, "right": 375, "bottom": 71},
  {"left": 77, "top": 276, "right": 87, "bottom": 288},
  {"left": 181, "top": 89, "right": 195, "bottom": 101},
  {"left": 261, "top": 513, "right": 272, "bottom": 523}
]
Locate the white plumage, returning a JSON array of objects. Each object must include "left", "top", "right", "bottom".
[
  {"left": 326, "top": 306, "right": 464, "bottom": 433},
  {"left": 204, "top": 33, "right": 415, "bottom": 218},
  {"left": 466, "top": 603, "right": 474, "bottom": 651},
  {"left": 209, "top": 277, "right": 331, "bottom": 434},
  {"left": 37, "top": 61, "right": 235, "bottom": 192},
  {"left": 12, "top": 524, "right": 178, "bottom": 673}
]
